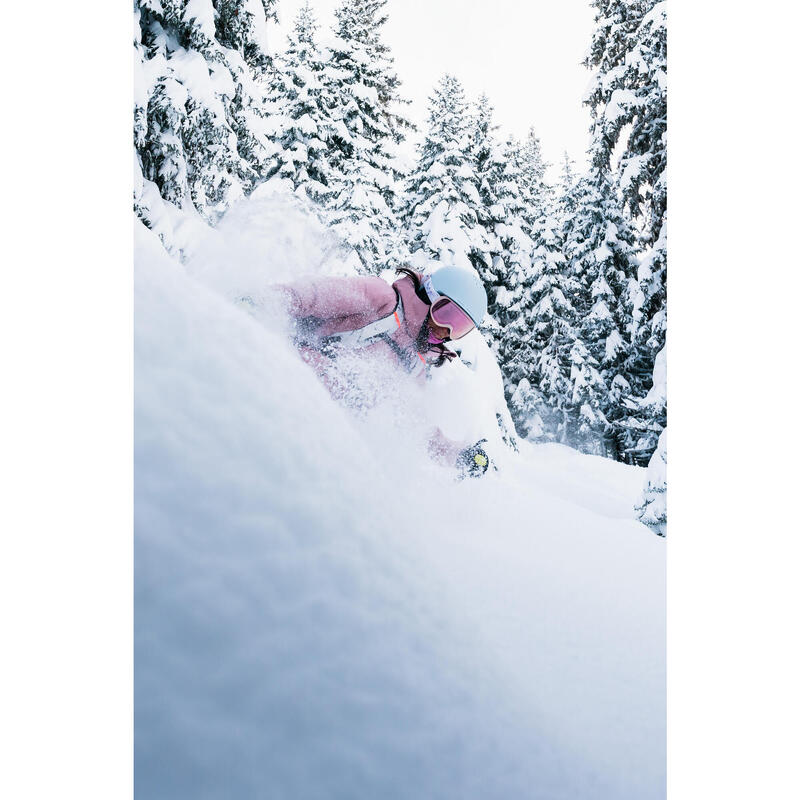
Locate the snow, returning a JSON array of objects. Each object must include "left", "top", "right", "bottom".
[
  {"left": 643, "top": 346, "right": 667, "bottom": 411},
  {"left": 619, "top": 153, "right": 649, "bottom": 194},
  {"left": 135, "top": 191, "right": 665, "bottom": 799},
  {"left": 642, "top": 1, "right": 668, "bottom": 32},
  {"left": 604, "top": 89, "right": 639, "bottom": 125},
  {"left": 244, "top": 0, "right": 272, "bottom": 59},
  {"left": 418, "top": 199, "right": 478, "bottom": 271},
  {"left": 351, "top": 81, "right": 379, "bottom": 104},
  {"left": 169, "top": 49, "right": 229, "bottom": 125},
  {"left": 493, "top": 284, "right": 512, "bottom": 308},
  {"left": 605, "top": 328, "right": 625, "bottom": 363},
  {"left": 139, "top": 0, "right": 164, "bottom": 17},
  {"left": 182, "top": 0, "right": 215, "bottom": 42}
]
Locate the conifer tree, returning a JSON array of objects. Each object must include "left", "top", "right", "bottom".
[
  {"left": 583, "top": 0, "right": 645, "bottom": 173},
  {"left": 265, "top": 3, "right": 336, "bottom": 203},
  {"left": 465, "top": 97, "right": 536, "bottom": 360},
  {"left": 563, "top": 166, "right": 638, "bottom": 457},
  {"left": 504, "top": 129, "right": 593, "bottom": 443},
  {"left": 567, "top": 337, "right": 609, "bottom": 453},
  {"left": 134, "top": 0, "right": 277, "bottom": 253},
  {"left": 636, "top": 427, "right": 666, "bottom": 536},
  {"left": 515, "top": 127, "right": 549, "bottom": 226},
  {"left": 555, "top": 152, "right": 578, "bottom": 232},
  {"left": 524, "top": 204, "right": 580, "bottom": 442},
  {"left": 584, "top": 0, "right": 667, "bottom": 464},
  {"left": 500, "top": 192, "right": 578, "bottom": 441},
  {"left": 488, "top": 136, "right": 534, "bottom": 371},
  {"left": 466, "top": 94, "right": 504, "bottom": 283},
  {"left": 496, "top": 151, "right": 544, "bottom": 440},
  {"left": 620, "top": 3, "right": 667, "bottom": 461},
  {"left": 493, "top": 129, "right": 580, "bottom": 444},
  {"left": 618, "top": 1, "right": 667, "bottom": 248},
  {"left": 494, "top": 137, "right": 535, "bottom": 269},
  {"left": 322, "top": 0, "right": 413, "bottom": 273},
  {"left": 404, "top": 74, "right": 487, "bottom": 272}
]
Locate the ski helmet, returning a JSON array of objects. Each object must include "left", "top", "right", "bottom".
[{"left": 429, "top": 266, "right": 488, "bottom": 327}]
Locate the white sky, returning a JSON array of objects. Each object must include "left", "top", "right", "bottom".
[{"left": 273, "top": 0, "right": 596, "bottom": 179}]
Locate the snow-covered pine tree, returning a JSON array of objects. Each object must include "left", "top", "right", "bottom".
[
  {"left": 502, "top": 266, "right": 546, "bottom": 440},
  {"left": 567, "top": 337, "right": 610, "bottom": 454},
  {"left": 562, "top": 164, "right": 638, "bottom": 458},
  {"left": 134, "top": 0, "right": 277, "bottom": 254},
  {"left": 504, "top": 255, "right": 580, "bottom": 445},
  {"left": 464, "top": 96, "right": 533, "bottom": 358},
  {"left": 515, "top": 127, "right": 549, "bottom": 227},
  {"left": 487, "top": 135, "right": 539, "bottom": 406},
  {"left": 486, "top": 135, "right": 535, "bottom": 371},
  {"left": 618, "top": 1, "right": 666, "bottom": 249},
  {"left": 404, "top": 74, "right": 487, "bottom": 273},
  {"left": 636, "top": 426, "right": 666, "bottom": 536},
  {"left": 496, "top": 176, "right": 543, "bottom": 438},
  {"left": 264, "top": 2, "right": 336, "bottom": 203},
  {"left": 624, "top": 221, "right": 666, "bottom": 462},
  {"left": 549, "top": 158, "right": 614, "bottom": 454},
  {"left": 524, "top": 200, "right": 581, "bottom": 444},
  {"left": 555, "top": 152, "right": 577, "bottom": 231},
  {"left": 637, "top": 348, "right": 667, "bottom": 536},
  {"left": 322, "top": 0, "right": 413, "bottom": 273},
  {"left": 624, "top": 2, "right": 667, "bottom": 461},
  {"left": 584, "top": 0, "right": 667, "bottom": 464},
  {"left": 500, "top": 127, "right": 586, "bottom": 444},
  {"left": 466, "top": 95, "right": 504, "bottom": 282}
]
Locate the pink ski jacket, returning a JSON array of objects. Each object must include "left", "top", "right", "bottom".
[{"left": 277, "top": 270, "right": 454, "bottom": 377}]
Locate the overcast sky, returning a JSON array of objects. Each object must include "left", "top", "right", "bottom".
[{"left": 273, "top": 0, "right": 596, "bottom": 179}]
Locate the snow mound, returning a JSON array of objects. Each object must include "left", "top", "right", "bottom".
[{"left": 135, "top": 194, "right": 664, "bottom": 799}]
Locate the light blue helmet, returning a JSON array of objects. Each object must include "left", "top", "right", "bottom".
[{"left": 429, "top": 266, "right": 488, "bottom": 327}]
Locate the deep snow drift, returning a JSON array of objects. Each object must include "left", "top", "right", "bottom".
[{"left": 135, "top": 190, "right": 665, "bottom": 799}]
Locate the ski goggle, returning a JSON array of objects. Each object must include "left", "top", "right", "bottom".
[{"left": 429, "top": 297, "right": 475, "bottom": 340}]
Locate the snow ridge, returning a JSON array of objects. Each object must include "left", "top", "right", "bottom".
[{"left": 135, "top": 194, "right": 665, "bottom": 799}]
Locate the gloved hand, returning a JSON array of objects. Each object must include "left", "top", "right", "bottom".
[{"left": 456, "top": 439, "right": 490, "bottom": 479}]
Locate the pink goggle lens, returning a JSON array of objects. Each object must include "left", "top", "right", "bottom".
[{"left": 430, "top": 298, "right": 475, "bottom": 340}]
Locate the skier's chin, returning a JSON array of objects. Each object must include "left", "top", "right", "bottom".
[{"left": 426, "top": 321, "right": 450, "bottom": 344}]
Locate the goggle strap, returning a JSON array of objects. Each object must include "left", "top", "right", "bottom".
[{"left": 422, "top": 276, "right": 440, "bottom": 305}]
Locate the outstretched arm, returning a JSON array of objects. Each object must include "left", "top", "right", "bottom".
[
  {"left": 428, "top": 427, "right": 490, "bottom": 478},
  {"left": 274, "top": 275, "right": 397, "bottom": 339},
  {"left": 427, "top": 427, "right": 467, "bottom": 467}
]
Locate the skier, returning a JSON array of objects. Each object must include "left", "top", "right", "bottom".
[{"left": 275, "top": 264, "right": 492, "bottom": 478}]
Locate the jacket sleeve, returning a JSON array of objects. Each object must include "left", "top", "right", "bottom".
[
  {"left": 275, "top": 275, "right": 398, "bottom": 338},
  {"left": 427, "top": 427, "right": 470, "bottom": 467}
]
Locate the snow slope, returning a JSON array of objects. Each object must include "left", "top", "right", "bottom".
[{"left": 135, "top": 192, "right": 665, "bottom": 799}]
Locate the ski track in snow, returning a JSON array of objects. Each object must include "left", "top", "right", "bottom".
[{"left": 135, "top": 191, "right": 665, "bottom": 800}]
